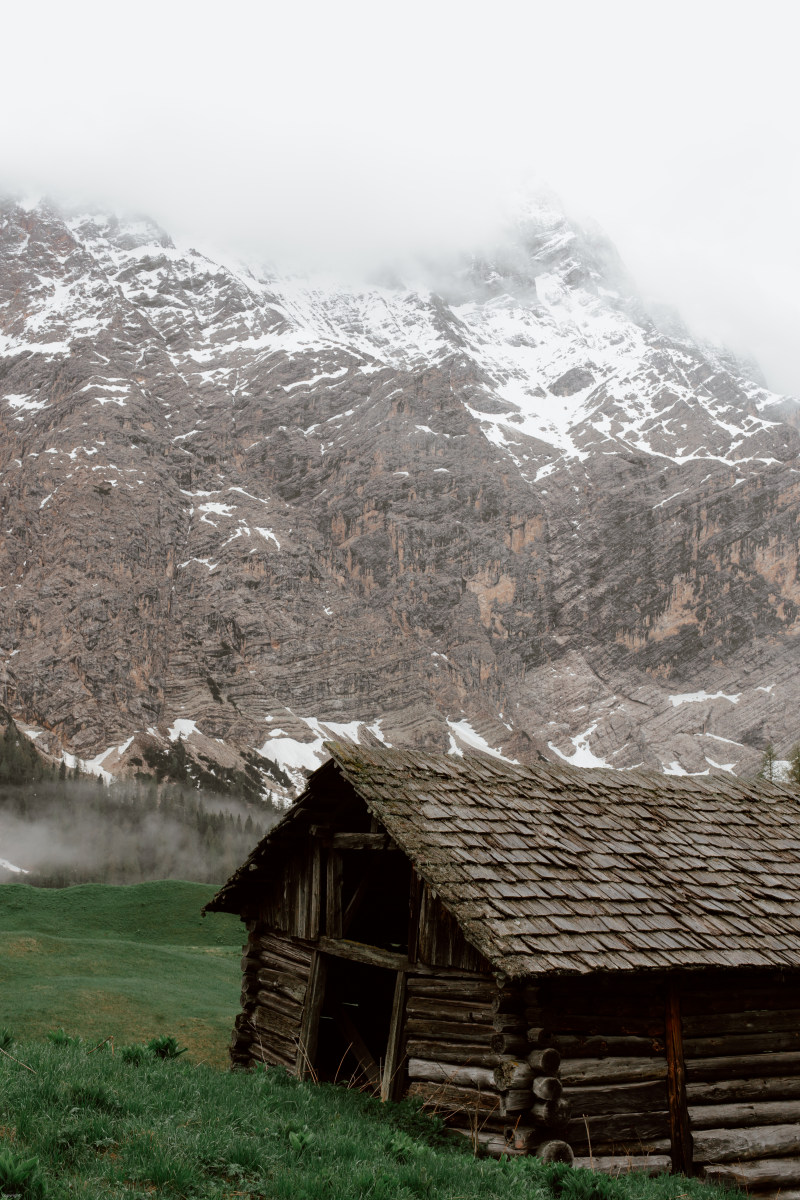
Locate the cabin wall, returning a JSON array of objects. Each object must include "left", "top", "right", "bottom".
[
  {"left": 403, "top": 970, "right": 571, "bottom": 1160},
  {"left": 539, "top": 975, "right": 672, "bottom": 1176},
  {"left": 537, "top": 969, "right": 800, "bottom": 1189},
  {"left": 681, "top": 971, "right": 800, "bottom": 1196},
  {"left": 253, "top": 841, "right": 320, "bottom": 942},
  {"left": 231, "top": 925, "right": 314, "bottom": 1071},
  {"left": 416, "top": 884, "right": 487, "bottom": 973}
]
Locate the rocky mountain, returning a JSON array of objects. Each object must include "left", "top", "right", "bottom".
[{"left": 1, "top": 193, "right": 799, "bottom": 797}]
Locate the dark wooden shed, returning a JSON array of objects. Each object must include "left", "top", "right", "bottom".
[{"left": 206, "top": 743, "right": 800, "bottom": 1192}]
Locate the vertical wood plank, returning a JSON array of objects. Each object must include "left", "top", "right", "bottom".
[
  {"left": 408, "top": 869, "right": 422, "bottom": 964},
  {"left": 381, "top": 970, "right": 407, "bottom": 1102},
  {"left": 296, "top": 950, "right": 327, "bottom": 1080},
  {"left": 665, "top": 979, "right": 693, "bottom": 1175},
  {"left": 326, "top": 851, "right": 343, "bottom": 937},
  {"left": 309, "top": 840, "right": 322, "bottom": 940}
]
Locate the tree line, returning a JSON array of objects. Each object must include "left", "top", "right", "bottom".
[{"left": 0, "top": 712, "right": 282, "bottom": 885}]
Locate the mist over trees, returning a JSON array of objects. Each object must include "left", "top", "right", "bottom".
[
  {"left": 0, "top": 777, "right": 281, "bottom": 886},
  {"left": 0, "top": 713, "right": 283, "bottom": 885}
]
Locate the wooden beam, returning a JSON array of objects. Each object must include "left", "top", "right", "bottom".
[
  {"left": 665, "top": 980, "right": 693, "bottom": 1175},
  {"left": 317, "top": 935, "right": 409, "bottom": 972},
  {"left": 331, "top": 832, "right": 393, "bottom": 850},
  {"left": 296, "top": 950, "right": 326, "bottom": 1080},
  {"left": 382, "top": 971, "right": 407, "bottom": 1102},
  {"left": 333, "top": 1004, "right": 381, "bottom": 1086},
  {"left": 326, "top": 850, "right": 343, "bottom": 938}
]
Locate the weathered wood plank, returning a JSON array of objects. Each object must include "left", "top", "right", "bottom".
[
  {"left": 572, "top": 1156, "right": 671, "bottom": 1176},
  {"left": 531, "top": 1098, "right": 570, "bottom": 1127},
  {"left": 296, "top": 950, "right": 326, "bottom": 1080},
  {"left": 493, "top": 1059, "right": 535, "bottom": 1090},
  {"left": 404, "top": 1038, "right": 500, "bottom": 1068},
  {"left": 686, "top": 1075, "right": 800, "bottom": 1105},
  {"left": 253, "top": 930, "right": 313, "bottom": 967},
  {"left": 325, "top": 851, "right": 343, "bottom": 938},
  {"left": 689, "top": 1099, "right": 800, "bottom": 1130},
  {"left": 665, "top": 980, "right": 693, "bottom": 1175},
  {"left": 253, "top": 990, "right": 304, "bottom": 1021},
  {"left": 555, "top": 1034, "right": 665, "bottom": 1058},
  {"left": 407, "top": 1080, "right": 501, "bottom": 1115},
  {"left": 381, "top": 972, "right": 407, "bottom": 1102},
  {"left": 255, "top": 967, "right": 308, "bottom": 1004},
  {"left": 541, "top": 1014, "right": 664, "bottom": 1038},
  {"left": 247, "top": 1038, "right": 297, "bottom": 1071},
  {"left": 406, "top": 976, "right": 495, "bottom": 1001},
  {"left": 566, "top": 1111, "right": 671, "bottom": 1147},
  {"left": 406, "top": 997, "right": 493, "bottom": 1024},
  {"left": 695, "top": 1126, "right": 800, "bottom": 1164},
  {"left": 686, "top": 1049, "right": 800, "bottom": 1082},
  {"left": 449, "top": 1128, "right": 526, "bottom": 1157},
  {"left": 564, "top": 1079, "right": 667, "bottom": 1118},
  {"left": 252, "top": 1006, "right": 303, "bottom": 1041},
  {"left": 560, "top": 1057, "right": 667, "bottom": 1087},
  {"left": 684, "top": 1030, "right": 800, "bottom": 1058},
  {"left": 702, "top": 1158, "right": 800, "bottom": 1190},
  {"left": 407, "top": 1057, "right": 496, "bottom": 1090},
  {"left": 317, "top": 935, "right": 408, "bottom": 971},
  {"left": 683, "top": 1008, "right": 800, "bottom": 1037},
  {"left": 331, "top": 832, "right": 393, "bottom": 849},
  {"left": 492, "top": 1032, "right": 529, "bottom": 1055},
  {"left": 406, "top": 1017, "right": 494, "bottom": 1043},
  {"left": 533, "top": 1076, "right": 563, "bottom": 1101},
  {"left": 309, "top": 840, "right": 322, "bottom": 940},
  {"left": 501, "top": 1090, "right": 536, "bottom": 1116}
]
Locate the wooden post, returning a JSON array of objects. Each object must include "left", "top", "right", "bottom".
[
  {"left": 326, "top": 851, "right": 343, "bottom": 938},
  {"left": 665, "top": 980, "right": 693, "bottom": 1175},
  {"left": 382, "top": 971, "right": 407, "bottom": 1102},
  {"left": 296, "top": 950, "right": 326, "bottom": 1080}
]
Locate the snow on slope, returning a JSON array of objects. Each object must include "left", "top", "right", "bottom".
[{"left": 4, "top": 197, "right": 782, "bottom": 479}]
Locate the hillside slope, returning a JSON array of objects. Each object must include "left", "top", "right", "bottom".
[{"left": 0, "top": 881, "right": 242, "bottom": 1063}]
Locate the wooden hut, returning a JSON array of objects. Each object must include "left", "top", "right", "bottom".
[{"left": 205, "top": 743, "right": 800, "bottom": 1191}]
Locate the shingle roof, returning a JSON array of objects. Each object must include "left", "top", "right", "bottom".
[{"left": 208, "top": 743, "right": 800, "bottom": 977}]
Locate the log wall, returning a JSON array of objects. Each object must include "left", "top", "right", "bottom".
[
  {"left": 403, "top": 971, "right": 572, "bottom": 1161},
  {"left": 230, "top": 926, "right": 313, "bottom": 1070},
  {"left": 682, "top": 972, "right": 800, "bottom": 1199},
  {"left": 539, "top": 976, "right": 671, "bottom": 1176}
]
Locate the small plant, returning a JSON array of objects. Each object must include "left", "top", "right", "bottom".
[
  {"left": 0, "top": 1148, "right": 46, "bottom": 1198},
  {"left": 286, "top": 1124, "right": 313, "bottom": 1152},
  {"left": 120, "top": 1044, "right": 149, "bottom": 1065},
  {"left": 0, "top": 1030, "right": 13, "bottom": 1051},
  {"left": 387, "top": 1131, "right": 418, "bottom": 1162},
  {"left": 45, "top": 1028, "right": 79, "bottom": 1048},
  {"left": 146, "top": 1035, "right": 188, "bottom": 1060}
]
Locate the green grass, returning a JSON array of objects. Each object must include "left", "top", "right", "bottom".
[
  {"left": 0, "top": 1041, "right": 732, "bottom": 1200},
  {"left": 0, "top": 882, "right": 242, "bottom": 1066},
  {"left": 0, "top": 883, "right": 741, "bottom": 1200}
]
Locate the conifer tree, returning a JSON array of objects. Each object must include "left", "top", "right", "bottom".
[{"left": 759, "top": 742, "right": 777, "bottom": 782}]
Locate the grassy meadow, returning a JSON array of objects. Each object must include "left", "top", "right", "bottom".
[
  {"left": 0, "top": 882, "right": 738, "bottom": 1200},
  {"left": 0, "top": 881, "right": 243, "bottom": 1066}
]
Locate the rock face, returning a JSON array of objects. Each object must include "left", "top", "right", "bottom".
[{"left": 1, "top": 194, "right": 799, "bottom": 792}]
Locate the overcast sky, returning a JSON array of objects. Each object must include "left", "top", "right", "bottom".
[{"left": 3, "top": 0, "right": 798, "bottom": 392}]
